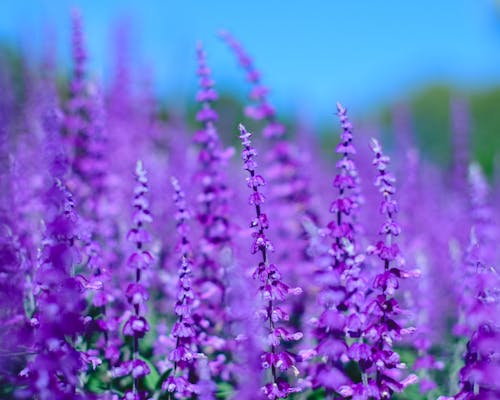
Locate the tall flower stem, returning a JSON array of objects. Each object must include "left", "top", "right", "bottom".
[
  {"left": 122, "top": 160, "right": 153, "bottom": 396},
  {"left": 313, "top": 102, "right": 365, "bottom": 394},
  {"left": 162, "top": 177, "right": 201, "bottom": 399},
  {"left": 238, "top": 124, "right": 303, "bottom": 400}
]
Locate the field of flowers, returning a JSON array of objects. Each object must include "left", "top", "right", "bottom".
[{"left": 0, "top": 11, "right": 499, "bottom": 400}]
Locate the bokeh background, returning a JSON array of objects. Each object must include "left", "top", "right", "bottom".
[{"left": 2, "top": 0, "right": 500, "bottom": 172}]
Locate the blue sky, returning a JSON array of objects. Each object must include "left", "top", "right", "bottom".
[{"left": 2, "top": 1, "right": 500, "bottom": 119}]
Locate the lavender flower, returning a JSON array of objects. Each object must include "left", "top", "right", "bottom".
[
  {"left": 194, "top": 42, "right": 233, "bottom": 247},
  {"left": 225, "top": 260, "right": 263, "bottom": 399},
  {"left": 2, "top": 12, "right": 500, "bottom": 400},
  {"left": 20, "top": 179, "right": 86, "bottom": 399},
  {"left": 452, "top": 165, "right": 496, "bottom": 343},
  {"left": 193, "top": 42, "right": 233, "bottom": 315},
  {"left": 443, "top": 164, "right": 500, "bottom": 399},
  {"left": 239, "top": 123, "right": 303, "bottom": 399},
  {"left": 66, "top": 9, "right": 93, "bottom": 181},
  {"left": 221, "top": 32, "right": 317, "bottom": 335},
  {"left": 312, "top": 103, "right": 366, "bottom": 393},
  {"left": 162, "top": 177, "right": 203, "bottom": 398},
  {"left": 220, "top": 31, "right": 313, "bottom": 210},
  {"left": 121, "top": 161, "right": 153, "bottom": 396},
  {"left": 219, "top": 32, "right": 284, "bottom": 139},
  {"left": 192, "top": 43, "right": 239, "bottom": 385},
  {"left": 343, "top": 138, "right": 419, "bottom": 399}
]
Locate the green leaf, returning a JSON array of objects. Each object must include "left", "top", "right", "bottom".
[
  {"left": 216, "top": 382, "right": 234, "bottom": 399},
  {"left": 140, "top": 356, "right": 160, "bottom": 392},
  {"left": 156, "top": 368, "right": 173, "bottom": 391},
  {"left": 87, "top": 374, "right": 107, "bottom": 394},
  {"left": 306, "top": 388, "right": 326, "bottom": 400}
]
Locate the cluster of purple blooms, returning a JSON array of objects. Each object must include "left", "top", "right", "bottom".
[{"left": 0, "top": 11, "right": 499, "bottom": 400}]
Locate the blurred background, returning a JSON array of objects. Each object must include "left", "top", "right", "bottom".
[{"left": 2, "top": 0, "right": 500, "bottom": 173}]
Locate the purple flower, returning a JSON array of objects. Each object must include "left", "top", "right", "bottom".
[
  {"left": 20, "top": 178, "right": 86, "bottom": 399},
  {"left": 123, "top": 160, "right": 153, "bottom": 393},
  {"left": 448, "top": 163, "right": 500, "bottom": 399},
  {"left": 162, "top": 177, "right": 203, "bottom": 397},
  {"left": 312, "top": 103, "right": 365, "bottom": 393},
  {"left": 221, "top": 31, "right": 314, "bottom": 212},
  {"left": 238, "top": 123, "right": 303, "bottom": 398},
  {"left": 222, "top": 35, "right": 318, "bottom": 331},
  {"left": 359, "top": 138, "right": 419, "bottom": 397}
]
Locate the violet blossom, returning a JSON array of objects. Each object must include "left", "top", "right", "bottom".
[
  {"left": 221, "top": 31, "right": 317, "bottom": 336},
  {"left": 341, "top": 138, "right": 419, "bottom": 399},
  {"left": 192, "top": 43, "right": 234, "bottom": 359},
  {"left": 443, "top": 164, "right": 500, "bottom": 399},
  {"left": 238, "top": 123, "right": 303, "bottom": 399},
  {"left": 120, "top": 160, "right": 154, "bottom": 398},
  {"left": 162, "top": 177, "right": 205, "bottom": 398},
  {"left": 312, "top": 102, "right": 366, "bottom": 394},
  {"left": 20, "top": 178, "right": 86, "bottom": 399}
]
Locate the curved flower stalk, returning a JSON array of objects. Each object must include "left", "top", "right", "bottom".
[
  {"left": 238, "top": 124, "right": 303, "bottom": 399},
  {"left": 312, "top": 103, "right": 366, "bottom": 393},
  {"left": 220, "top": 32, "right": 283, "bottom": 139},
  {"left": 162, "top": 177, "right": 206, "bottom": 398},
  {"left": 220, "top": 31, "right": 313, "bottom": 214},
  {"left": 221, "top": 31, "right": 317, "bottom": 335},
  {"left": 340, "top": 138, "right": 419, "bottom": 399},
  {"left": 116, "top": 161, "right": 154, "bottom": 398}
]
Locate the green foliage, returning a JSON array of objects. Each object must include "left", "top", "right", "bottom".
[
  {"left": 141, "top": 356, "right": 161, "bottom": 392},
  {"left": 306, "top": 387, "right": 326, "bottom": 399},
  {"left": 397, "top": 346, "right": 418, "bottom": 368},
  {"left": 379, "top": 84, "right": 500, "bottom": 177},
  {"left": 85, "top": 363, "right": 112, "bottom": 394},
  {"left": 410, "top": 85, "right": 453, "bottom": 165},
  {"left": 469, "top": 88, "right": 500, "bottom": 176},
  {"left": 393, "top": 382, "right": 425, "bottom": 400},
  {"left": 216, "top": 381, "right": 234, "bottom": 399},
  {"left": 86, "top": 364, "right": 109, "bottom": 394}
]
